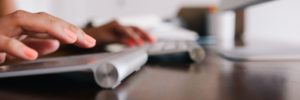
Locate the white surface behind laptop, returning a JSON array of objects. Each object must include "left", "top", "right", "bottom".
[
  {"left": 220, "top": 0, "right": 273, "bottom": 10},
  {"left": 15, "top": 0, "right": 222, "bottom": 26},
  {"left": 16, "top": 0, "right": 181, "bottom": 26}
]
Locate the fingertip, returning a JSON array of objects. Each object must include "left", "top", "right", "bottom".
[
  {"left": 0, "top": 36, "right": 38, "bottom": 61},
  {"left": 137, "top": 38, "right": 144, "bottom": 46},
  {"left": 122, "top": 39, "right": 135, "bottom": 48},
  {"left": 131, "top": 26, "right": 155, "bottom": 44},
  {"left": 41, "top": 39, "right": 60, "bottom": 55},
  {"left": 23, "top": 38, "right": 60, "bottom": 56},
  {"left": 74, "top": 33, "right": 96, "bottom": 48},
  {"left": 50, "top": 39, "right": 60, "bottom": 50},
  {"left": 63, "top": 28, "right": 78, "bottom": 44},
  {"left": 23, "top": 46, "right": 38, "bottom": 60},
  {"left": 0, "top": 53, "right": 6, "bottom": 64},
  {"left": 84, "top": 34, "right": 96, "bottom": 48},
  {"left": 148, "top": 35, "right": 156, "bottom": 44}
]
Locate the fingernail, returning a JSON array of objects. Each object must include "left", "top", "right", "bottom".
[
  {"left": 137, "top": 38, "right": 144, "bottom": 46},
  {"left": 23, "top": 47, "right": 38, "bottom": 60},
  {"left": 84, "top": 34, "right": 96, "bottom": 47},
  {"left": 149, "top": 36, "right": 156, "bottom": 43},
  {"left": 64, "top": 28, "right": 77, "bottom": 42},
  {"left": 123, "top": 39, "right": 135, "bottom": 47}
]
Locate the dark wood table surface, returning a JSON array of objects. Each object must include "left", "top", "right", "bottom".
[{"left": 0, "top": 47, "right": 299, "bottom": 100}]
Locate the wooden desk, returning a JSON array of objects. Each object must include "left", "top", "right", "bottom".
[{"left": 0, "top": 48, "right": 299, "bottom": 100}]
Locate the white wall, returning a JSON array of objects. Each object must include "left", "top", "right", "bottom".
[
  {"left": 15, "top": 0, "right": 52, "bottom": 13},
  {"left": 15, "top": 0, "right": 300, "bottom": 41},
  {"left": 246, "top": 0, "right": 300, "bottom": 35},
  {"left": 179, "top": 0, "right": 219, "bottom": 7},
  {"left": 16, "top": 0, "right": 182, "bottom": 26},
  {"left": 245, "top": 0, "right": 300, "bottom": 46},
  {"left": 179, "top": 0, "right": 300, "bottom": 46},
  {"left": 15, "top": 0, "right": 219, "bottom": 26}
]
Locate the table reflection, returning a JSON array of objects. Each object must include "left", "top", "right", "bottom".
[{"left": 221, "top": 62, "right": 286, "bottom": 100}]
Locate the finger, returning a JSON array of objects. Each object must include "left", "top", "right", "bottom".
[
  {"left": 22, "top": 38, "right": 60, "bottom": 55},
  {"left": 110, "top": 21, "right": 143, "bottom": 46},
  {"left": 0, "top": 35, "right": 38, "bottom": 60},
  {"left": 5, "top": 54, "right": 15, "bottom": 61},
  {"left": 123, "top": 27, "right": 144, "bottom": 46},
  {"left": 25, "top": 32, "right": 53, "bottom": 39},
  {"left": 6, "top": 10, "right": 95, "bottom": 48},
  {"left": 118, "top": 26, "right": 144, "bottom": 46},
  {"left": 43, "top": 14, "right": 96, "bottom": 48},
  {"left": 0, "top": 53, "right": 6, "bottom": 64},
  {"left": 130, "top": 26, "right": 156, "bottom": 43},
  {"left": 71, "top": 26, "right": 97, "bottom": 48},
  {"left": 122, "top": 39, "right": 135, "bottom": 48}
]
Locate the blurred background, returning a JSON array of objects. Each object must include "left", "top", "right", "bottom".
[
  {"left": 15, "top": 0, "right": 217, "bottom": 26},
  {"left": 15, "top": 0, "right": 300, "bottom": 48}
]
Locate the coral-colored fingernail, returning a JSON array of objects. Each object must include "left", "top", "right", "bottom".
[
  {"left": 137, "top": 38, "right": 144, "bottom": 46},
  {"left": 84, "top": 34, "right": 96, "bottom": 47},
  {"left": 64, "top": 29, "right": 77, "bottom": 42},
  {"left": 23, "top": 47, "right": 38, "bottom": 60},
  {"left": 124, "top": 39, "right": 135, "bottom": 47}
]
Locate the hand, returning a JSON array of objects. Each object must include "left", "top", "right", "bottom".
[
  {"left": 84, "top": 20, "right": 155, "bottom": 47},
  {"left": 0, "top": 10, "right": 96, "bottom": 64}
]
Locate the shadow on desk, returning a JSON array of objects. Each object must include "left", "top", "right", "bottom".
[{"left": 0, "top": 72, "right": 100, "bottom": 100}]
